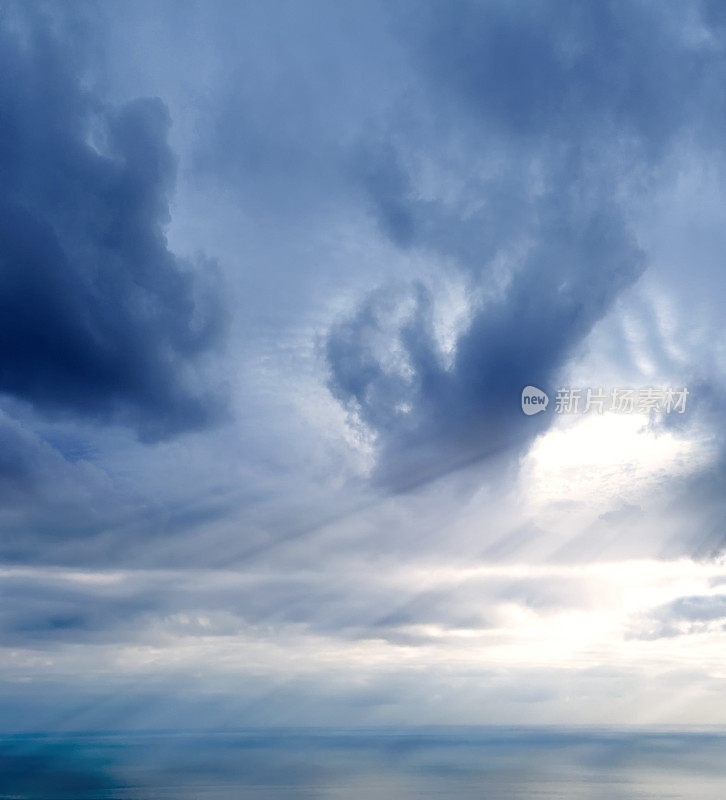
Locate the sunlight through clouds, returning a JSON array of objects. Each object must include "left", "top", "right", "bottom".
[{"left": 521, "top": 411, "right": 715, "bottom": 511}]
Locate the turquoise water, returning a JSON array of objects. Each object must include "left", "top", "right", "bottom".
[{"left": 1, "top": 728, "right": 725, "bottom": 799}]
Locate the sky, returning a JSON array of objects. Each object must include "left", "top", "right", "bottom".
[{"left": 1, "top": 0, "right": 726, "bottom": 731}]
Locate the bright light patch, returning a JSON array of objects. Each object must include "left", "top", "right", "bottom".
[{"left": 520, "top": 412, "right": 714, "bottom": 510}]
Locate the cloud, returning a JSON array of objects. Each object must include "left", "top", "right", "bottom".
[
  {"left": 629, "top": 594, "right": 726, "bottom": 640},
  {"left": 407, "top": 0, "right": 713, "bottom": 147},
  {"left": 0, "top": 560, "right": 593, "bottom": 653},
  {"left": 0, "top": 8, "right": 226, "bottom": 440},
  {"left": 323, "top": 0, "right": 726, "bottom": 489},
  {"left": 328, "top": 186, "right": 645, "bottom": 490}
]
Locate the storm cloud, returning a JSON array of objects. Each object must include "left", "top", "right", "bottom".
[
  {"left": 327, "top": 0, "right": 726, "bottom": 488},
  {"left": 0, "top": 8, "right": 225, "bottom": 440}
]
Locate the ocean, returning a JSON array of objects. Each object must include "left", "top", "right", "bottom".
[{"left": 1, "top": 727, "right": 725, "bottom": 799}]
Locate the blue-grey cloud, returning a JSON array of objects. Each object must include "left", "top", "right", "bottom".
[
  {"left": 327, "top": 209, "right": 644, "bottom": 488},
  {"left": 0, "top": 8, "right": 225, "bottom": 440},
  {"left": 629, "top": 594, "right": 726, "bottom": 640},
  {"left": 323, "top": 0, "right": 726, "bottom": 488},
  {"left": 0, "top": 563, "right": 592, "bottom": 652}
]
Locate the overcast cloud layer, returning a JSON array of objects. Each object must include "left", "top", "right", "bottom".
[{"left": 1, "top": 0, "right": 726, "bottom": 731}]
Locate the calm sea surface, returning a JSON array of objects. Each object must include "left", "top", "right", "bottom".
[{"left": 1, "top": 728, "right": 725, "bottom": 799}]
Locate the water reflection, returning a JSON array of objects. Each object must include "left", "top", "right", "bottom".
[{"left": 2, "top": 728, "right": 725, "bottom": 799}]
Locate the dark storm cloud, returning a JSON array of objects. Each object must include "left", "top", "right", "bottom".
[
  {"left": 326, "top": 0, "right": 726, "bottom": 488},
  {"left": 327, "top": 205, "right": 644, "bottom": 488},
  {"left": 0, "top": 9, "right": 225, "bottom": 440}
]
